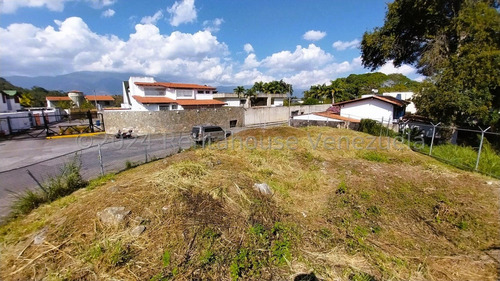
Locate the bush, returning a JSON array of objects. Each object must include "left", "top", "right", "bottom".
[
  {"left": 9, "top": 157, "right": 87, "bottom": 218},
  {"left": 358, "top": 119, "right": 396, "bottom": 137}
]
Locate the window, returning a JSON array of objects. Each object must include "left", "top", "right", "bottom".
[
  {"left": 171, "top": 104, "right": 178, "bottom": 110},
  {"left": 159, "top": 105, "right": 170, "bottom": 111},
  {"left": 205, "top": 91, "right": 210, "bottom": 94},
  {"left": 144, "top": 88, "right": 163, "bottom": 96},
  {"left": 1, "top": 94, "right": 5, "bottom": 104},
  {"left": 198, "top": 90, "right": 204, "bottom": 94},
  {"left": 177, "top": 89, "right": 193, "bottom": 98},
  {"left": 230, "top": 120, "right": 237, "bottom": 128}
]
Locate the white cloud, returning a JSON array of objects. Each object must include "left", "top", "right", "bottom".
[
  {"left": 203, "top": 18, "right": 224, "bottom": 33},
  {"left": 302, "top": 30, "right": 326, "bottom": 41},
  {"left": 332, "top": 39, "right": 360, "bottom": 51},
  {"left": 101, "top": 8, "right": 115, "bottom": 18},
  {"left": 378, "top": 60, "right": 417, "bottom": 76},
  {"left": 261, "top": 44, "right": 333, "bottom": 73},
  {"left": 0, "top": 17, "right": 230, "bottom": 80},
  {"left": 141, "top": 10, "right": 163, "bottom": 25},
  {"left": 284, "top": 56, "right": 363, "bottom": 88},
  {"left": 86, "top": 0, "right": 116, "bottom": 8},
  {"left": 244, "top": 43, "right": 254, "bottom": 54},
  {"left": 0, "top": 0, "right": 116, "bottom": 13},
  {"left": 243, "top": 53, "right": 260, "bottom": 69},
  {"left": 0, "top": 16, "right": 371, "bottom": 89},
  {"left": 1, "top": 0, "right": 69, "bottom": 13},
  {"left": 233, "top": 69, "right": 274, "bottom": 85},
  {"left": 167, "top": 0, "right": 197, "bottom": 27}
]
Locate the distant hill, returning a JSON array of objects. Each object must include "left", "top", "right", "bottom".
[
  {"left": 4, "top": 72, "right": 306, "bottom": 98},
  {"left": 4, "top": 71, "right": 140, "bottom": 95}
]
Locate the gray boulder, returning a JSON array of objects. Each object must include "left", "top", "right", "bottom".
[
  {"left": 97, "top": 207, "right": 131, "bottom": 226},
  {"left": 253, "top": 183, "right": 272, "bottom": 195}
]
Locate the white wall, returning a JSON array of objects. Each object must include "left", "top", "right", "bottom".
[
  {"left": 244, "top": 104, "right": 330, "bottom": 126},
  {"left": 382, "top": 92, "right": 416, "bottom": 114},
  {"left": 128, "top": 77, "right": 156, "bottom": 98},
  {"left": 0, "top": 112, "right": 32, "bottom": 135},
  {"left": 272, "top": 98, "right": 284, "bottom": 107},
  {"left": 340, "top": 99, "right": 394, "bottom": 123},
  {"left": 293, "top": 114, "right": 342, "bottom": 122},
  {"left": 0, "top": 96, "right": 21, "bottom": 113}
]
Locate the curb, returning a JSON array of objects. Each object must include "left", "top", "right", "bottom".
[{"left": 46, "top": 132, "right": 106, "bottom": 139}]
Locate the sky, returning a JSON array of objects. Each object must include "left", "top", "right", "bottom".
[{"left": 0, "top": 0, "right": 423, "bottom": 89}]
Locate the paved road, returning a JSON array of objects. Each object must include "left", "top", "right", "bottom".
[{"left": 0, "top": 127, "right": 251, "bottom": 218}]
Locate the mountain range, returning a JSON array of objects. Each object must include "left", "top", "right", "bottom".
[{"left": 3, "top": 71, "right": 305, "bottom": 97}]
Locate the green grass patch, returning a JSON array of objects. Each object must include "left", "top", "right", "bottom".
[
  {"left": 360, "top": 151, "right": 390, "bottom": 163},
  {"left": 86, "top": 173, "right": 115, "bottom": 190},
  {"left": 8, "top": 157, "right": 87, "bottom": 219}
]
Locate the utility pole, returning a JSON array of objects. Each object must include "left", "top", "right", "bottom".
[
  {"left": 288, "top": 84, "right": 292, "bottom": 126},
  {"left": 93, "top": 90, "right": 98, "bottom": 109}
]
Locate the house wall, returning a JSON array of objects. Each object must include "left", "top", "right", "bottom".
[
  {"left": 244, "top": 104, "right": 330, "bottom": 126},
  {"left": 103, "top": 107, "right": 245, "bottom": 135},
  {"left": 340, "top": 99, "right": 394, "bottom": 123},
  {"left": 0, "top": 112, "right": 32, "bottom": 135},
  {"left": 0, "top": 96, "right": 21, "bottom": 113},
  {"left": 382, "top": 92, "right": 416, "bottom": 114}
]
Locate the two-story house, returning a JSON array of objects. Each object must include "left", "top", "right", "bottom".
[{"left": 121, "top": 77, "right": 225, "bottom": 111}]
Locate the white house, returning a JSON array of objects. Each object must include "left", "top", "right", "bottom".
[
  {"left": 85, "top": 95, "right": 115, "bottom": 110},
  {"left": 1, "top": 90, "right": 22, "bottom": 113},
  {"left": 121, "top": 77, "right": 225, "bottom": 111},
  {"left": 46, "top": 96, "right": 71, "bottom": 108},
  {"left": 0, "top": 90, "right": 31, "bottom": 135},
  {"left": 332, "top": 95, "right": 407, "bottom": 123},
  {"left": 213, "top": 93, "right": 287, "bottom": 108},
  {"left": 381, "top": 92, "right": 416, "bottom": 114}
]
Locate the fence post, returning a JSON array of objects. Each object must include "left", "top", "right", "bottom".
[
  {"left": 475, "top": 126, "right": 491, "bottom": 171},
  {"left": 87, "top": 110, "right": 94, "bottom": 133},
  {"left": 145, "top": 146, "right": 148, "bottom": 163},
  {"left": 6, "top": 116, "right": 12, "bottom": 135},
  {"left": 379, "top": 117, "right": 384, "bottom": 137},
  {"left": 98, "top": 144, "right": 104, "bottom": 176},
  {"left": 429, "top": 122, "right": 441, "bottom": 156},
  {"left": 42, "top": 110, "right": 50, "bottom": 137}
]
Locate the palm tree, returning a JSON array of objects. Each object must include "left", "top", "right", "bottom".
[{"left": 233, "top": 86, "right": 245, "bottom": 98}]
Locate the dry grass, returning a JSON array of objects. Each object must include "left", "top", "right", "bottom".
[{"left": 0, "top": 126, "right": 498, "bottom": 281}]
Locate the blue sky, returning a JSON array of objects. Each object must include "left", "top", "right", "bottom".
[{"left": 0, "top": 0, "right": 421, "bottom": 88}]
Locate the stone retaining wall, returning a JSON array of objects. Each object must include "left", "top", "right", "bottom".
[{"left": 103, "top": 107, "right": 244, "bottom": 135}]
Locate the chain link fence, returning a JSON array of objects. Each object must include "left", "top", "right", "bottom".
[{"left": 0, "top": 132, "right": 195, "bottom": 218}]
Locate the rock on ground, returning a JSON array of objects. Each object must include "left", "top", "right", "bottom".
[{"left": 97, "top": 207, "right": 131, "bottom": 226}]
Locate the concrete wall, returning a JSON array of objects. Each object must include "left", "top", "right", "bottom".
[
  {"left": 103, "top": 104, "right": 331, "bottom": 135},
  {"left": 244, "top": 104, "right": 330, "bottom": 126},
  {"left": 103, "top": 107, "right": 245, "bottom": 135}
]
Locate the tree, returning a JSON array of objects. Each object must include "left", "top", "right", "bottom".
[
  {"left": 19, "top": 92, "right": 34, "bottom": 107},
  {"left": 233, "top": 86, "right": 245, "bottom": 98},
  {"left": 361, "top": 0, "right": 500, "bottom": 127},
  {"left": 304, "top": 72, "right": 419, "bottom": 103}
]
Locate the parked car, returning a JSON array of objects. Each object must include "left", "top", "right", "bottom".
[{"left": 191, "top": 125, "right": 231, "bottom": 144}]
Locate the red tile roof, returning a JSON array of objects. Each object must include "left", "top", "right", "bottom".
[
  {"left": 85, "top": 95, "right": 115, "bottom": 101},
  {"left": 333, "top": 95, "right": 407, "bottom": 107},
  {"left": 314, "top": 112, "right": 360, "bottom": 123},
  {"left": 175, "top": 99, "right": 226, "bottom": 106},
  {"left": 133, "top": 96, "right": 176, "bottom": 104},
  {"left": 134, "top": 82, "right": 216, "bottom": 90},
  {"left": 46, "top": 96, "right": 71, "bottom": 101}
]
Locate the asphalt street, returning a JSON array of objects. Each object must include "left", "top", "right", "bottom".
[{"left": 0, "top": 126, "right": 250, "bottom": 219}]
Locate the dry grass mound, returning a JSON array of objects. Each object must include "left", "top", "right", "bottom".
[{"left": 0, "top": 126, "right": 498, "bottom": 281}]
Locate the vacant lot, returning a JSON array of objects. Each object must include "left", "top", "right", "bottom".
[{"left": 1, "top": 126, "right": 498, "bottom": 281}]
